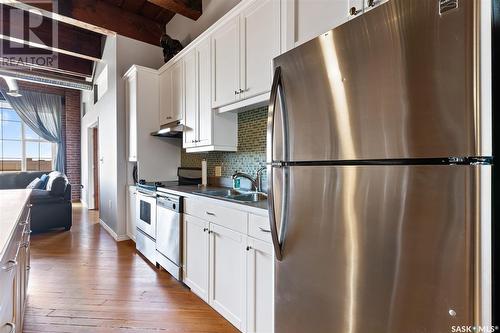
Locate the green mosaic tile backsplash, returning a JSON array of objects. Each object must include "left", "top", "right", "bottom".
[{"left": 181, "top": 106, "right": 268, "bottom": 184}]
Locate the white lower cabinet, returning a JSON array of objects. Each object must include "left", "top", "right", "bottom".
[
  {"left": 246, "top": 238, "right": 274, "bottom": 333},
  {"left": 1, "top": 204, "right": 30, "bottom": 333},
  {"left": 126, "top": 186, "right": 137, "bottom": 241},
  {"left": 209, "top": 223, "right": 247, "bottom": 331},
  {"left": 183, "top": 197, "right": 273, "bottom": 333},
  {"left": 183, "top": 215, "right": 210, "bottom": 302},
  {"left": 0, "top": 272, "right": 15, "bottom": 333}
]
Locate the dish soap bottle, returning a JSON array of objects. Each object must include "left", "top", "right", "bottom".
[{"left": 233, "top": 174, "right": 240, "bottom": 189}]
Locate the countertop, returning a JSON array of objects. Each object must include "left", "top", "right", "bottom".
[
  {"left": 0, "top": 189, "right": 31, "bottom": 259},
  {"left": 156, "top": 185, "right": 268, "bottom": 215}
]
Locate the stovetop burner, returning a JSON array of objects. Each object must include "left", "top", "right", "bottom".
[{"left": 136, "top": 168, "right": 202, "bottom": 194}]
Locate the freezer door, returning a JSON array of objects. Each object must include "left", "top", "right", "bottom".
[
  {"left": 270, "top": 0, "right": 491, "bottom": 162},
  {"left": 272, "top": 165, "right": 490, "bottom": 333}
]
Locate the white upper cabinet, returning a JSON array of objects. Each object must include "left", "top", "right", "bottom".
[
  {"left": 240, "top": 0, "right": 281, "bottom": 100},
  {"left": 182, "top": 37, "right": 238, "bottom": 153},
  {"left": 124, "top": 66, "right": 181, "bottom": 181},
  {"left": 212, "top": 0, "right": 281, "bottom": 112},
  {"left": 159, "top": 60, "right": 184, "bottom": 126},
  {"left": 282, "top": 0, "right": 352, "bottom": 51},
  {"left": 197, "top": 38, "right": 213, "bottom": 147},
  {"left": 211, "top": 16, "right": 240, "bottom": 108},
  {"left": 126, "top": 73, "right": 137, "bottom": 161},
  {"left": 183, "top": 49, "right": 198, "bottom": 149},
  {"left": 159, "top": 66, "right": 173, "bottom": 125},
  {"left": 171, "top": 60, "right": 184, "bottom": 123}
]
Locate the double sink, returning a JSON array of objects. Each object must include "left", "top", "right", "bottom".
[{"left": 194, "top": 189, "right": 268, "bottom": 203}]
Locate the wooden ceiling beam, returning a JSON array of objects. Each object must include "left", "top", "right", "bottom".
[
  {"left": 0, "top": 39, "right": 94, "bottom": 78},
  {"left": 147, "top": 0, "right": 201, "bottom": 20},
  {"left": 55, "top": 0, "right": 165, "bottom": 46},
  {"left": 0, "top": 4, "right": 105, "bottom": 61},
  {"left": 7, "top": 0, "right": 116, "bottom": 37}
]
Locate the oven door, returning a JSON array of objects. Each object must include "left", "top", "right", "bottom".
[{"left": 135, "top": 191, "right": 157, "bottom": 240}]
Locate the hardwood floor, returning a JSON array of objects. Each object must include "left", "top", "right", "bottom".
[{"left": 24, "top": 203, "right": 239, "bottom": 333}]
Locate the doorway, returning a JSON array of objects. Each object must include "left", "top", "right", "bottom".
[
  {"left": 92, "top": 127, "right": 99, "bottom": 210},
  {"left": 87, "top": 121, "right": 99, "bottom": 211}
]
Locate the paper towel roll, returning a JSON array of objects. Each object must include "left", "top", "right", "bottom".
[{"left": 201, "top": 159, "right": 207, "bottom": 186}]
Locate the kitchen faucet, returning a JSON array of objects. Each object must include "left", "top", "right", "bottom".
[{"left": 232, "top": 166, "right": 266, "bottom": 192}]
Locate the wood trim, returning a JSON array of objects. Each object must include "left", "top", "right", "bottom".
[
  {"left": 93, "top": 127, "right": 99, "bottom": 211},
  {"left": 147, "top": 0, "right": 202, "bottom": 20}
]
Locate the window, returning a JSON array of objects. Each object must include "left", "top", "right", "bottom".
[{"left": 0, "top": 102, "right": 56, "bottom": 172}]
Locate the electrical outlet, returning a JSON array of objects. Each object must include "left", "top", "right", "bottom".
[{"left": 214, "top": 166, "right": 222, "bottom": 177}]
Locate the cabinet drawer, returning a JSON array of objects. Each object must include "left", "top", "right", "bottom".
[
  {"left": 248, "top": 214, "right": 271, "bottom": 243},
  {"left": 184, "top": 198, "right": 247, "bottom": 234}
]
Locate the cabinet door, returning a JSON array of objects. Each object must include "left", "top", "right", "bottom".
[
  {"left": 246, "top": 238, "right": 274, "bottom": 333},
  {"left": 171, "top": 60, "right": 184, "bottom": 122},
  {"left": 240, "top": 0, "right": 280, "bottom": 99},
  {"left": 197, "top": 38, "right": 213, "bottom": 147},
  {"left": 283, "top": 0, "right": 351, "bottom": 50},
  {"left": 183, "top": 50, "right": 198, "bottom": 148},
  {"left": 0, "top": 268, "right": 15, "bottom": 333},
  {"left": 211, "top": 16, "right": 240, "bottom": 108},
  {"left": 209, "top": 223, "right": 246, "bottom": 330},
  {"left": 183, "top": 215, "right": 210, "bottom": 302},
  {"left": 159, "top": 67, "right": 173, "bottom": 125},
  {"left": 127, "top": 187, "right": 136, "bottom": 241},
  {"left": 127, "top": 74, "right": 137, "bottom": 161}
]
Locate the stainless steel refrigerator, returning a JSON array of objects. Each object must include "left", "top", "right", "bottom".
[{"left": 266, "top": 0, "right": 493, "bottom": 332}]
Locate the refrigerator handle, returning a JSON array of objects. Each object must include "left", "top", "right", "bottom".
[
  {"left": 267, "top": 66, "right": 284, "bottom": 261},
  {"left": 267, "top": 66, "right": 281, "bottom": 164}
]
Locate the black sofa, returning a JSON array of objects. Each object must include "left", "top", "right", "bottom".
[{"left": 0, "top": 171, "right": 72, "bottom": 232}]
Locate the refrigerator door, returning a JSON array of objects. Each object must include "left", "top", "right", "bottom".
[
  {"left": 272, "top": 164, "right": 489, "bottom": 333},
  {"left": 270, "top": 0, "right": 491, "bottom": 163}
]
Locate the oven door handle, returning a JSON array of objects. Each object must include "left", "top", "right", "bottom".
[{"left": 138, "top": 192, "right": 157, "bottom": 198}]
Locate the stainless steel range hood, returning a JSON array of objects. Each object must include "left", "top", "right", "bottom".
[{"left": 151, "top": 121, "right": 184, "bottom": 138}]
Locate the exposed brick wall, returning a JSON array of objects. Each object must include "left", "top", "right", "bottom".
[
  {"left": 63, "top": 89, "right": 81, "bottom": 200},
  {"left": 1, "top": 81, "right": 82, "bottom": 200}
]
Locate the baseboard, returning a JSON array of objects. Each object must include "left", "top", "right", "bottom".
[
  {"left": 99, "top": 219, "right": 130, "bottom": 242},
  {"left": 126, "top": 230, "right": 136, "bottom": 243}
]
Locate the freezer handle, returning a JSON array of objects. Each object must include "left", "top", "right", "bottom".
[
  {"left": 267, "top": 165, "right": 283, "bottom": 261},
  {"left": 267, "top": 66, "right": 285, "bottom": 261}
]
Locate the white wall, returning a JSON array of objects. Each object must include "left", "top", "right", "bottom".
[
  {"left": 115, "top": 35, "right": 164, "bottom": 237},
  {"left": 165, "top": 0, "right": 241, "bottom": 45},
  {"left": 81, "top": 35, "right": 164, "bottom": 238}
]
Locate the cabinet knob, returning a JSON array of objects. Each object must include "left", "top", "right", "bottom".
[
  {"left": 239, "top": 89, "right": 244, "bottom": 93},
  {"left": 367, "top": 0, "right": 378, "bottom": 7},
  {"left": 2, "top": 259, "right": 18, "bottom": 272},
  {"left": 234, "top": 90, "right": 240, "bottom": 95},
  {"left": 350, "top": 6, "right": 362, "bottom": 15},
  {"left": 203, "top": 228, "right": 208, "bottom": 232},
  {"left": 246, "top": 246, "right": 252, "bottom": 251}
]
